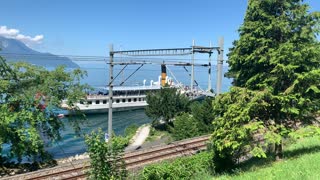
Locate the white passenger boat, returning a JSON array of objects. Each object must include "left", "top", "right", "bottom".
[
  {"left": 61, "top": 84, "right": 161, "bottom": 114},
  {"left": 61, "top": 75, "right": 209, "bottom": 115}
]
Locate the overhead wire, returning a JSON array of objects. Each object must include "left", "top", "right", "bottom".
[
  {"left": 108, "top": 64, "right": 128, "bottom": 86},
  {"left": 0, "top": 52, "right": 228, "bottom": 62},
  {"left": 119, "top": 64, "right": 144, "bottom": 86}
]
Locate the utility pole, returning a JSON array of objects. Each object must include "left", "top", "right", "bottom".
[
  {"left": 208, "top": 41, "right": 212, "bottom": 91},
  {"left": 216, "top": 37, "right": 224, "bottom": 95},
  {"left": 108, "top": 44, "right": 114, "bottom": 143},
  {"left": 191, "top": 40, "right": 195, "bottom": 91}
]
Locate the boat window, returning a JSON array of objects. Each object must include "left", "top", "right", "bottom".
[
  {"left": 116, "top": 99, "right": 120, "bottom": 103},
  {"left": 133, "top": 98, "right": 137, "bottom": 102},
  {"left": 122, "top": 99, "right": 126, "bottom": 103},
  {"left": 103, "top": 100, "right": 107, "bottom": 104},
  {"left": 138, "top": 98, "right": 141, "bottom": 101},
  {"left": 96, "top": 100, "right": 100, "bottom": 104},
  {"left": 88, "top": 101, "right": 92, "bottom": 104},
  {"left": 128, "top": 99, "right": 132, "bottom": 102}
]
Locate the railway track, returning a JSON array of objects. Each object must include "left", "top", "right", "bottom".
[{"left": 3, "top": 135, "right": 210, "bottom": 180}]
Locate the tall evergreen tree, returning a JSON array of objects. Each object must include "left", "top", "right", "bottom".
[{"left": 210, "top": 0, "right": 320, "bottom": 165}]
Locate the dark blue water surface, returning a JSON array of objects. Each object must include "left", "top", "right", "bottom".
[
  {"left": 46, "top": 109, "right": 152, "bottom": 158},
  {"left": 46, "top": 63, "right": 232, "bottom": 158}
]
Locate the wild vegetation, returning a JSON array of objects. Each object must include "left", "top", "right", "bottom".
[
  {"left": 134, "top": 135, "right": 320, "bottom": 180},
  {"left": 140, "top": 0, "right": 320, "bottom": 178},
  {"left": 145, "top": 87, "right": 190, "bottom": 127},
  {"left": 85, "top": 129, "right": 128, "bottom": 180},
  {"left": 210, "top": 0, "right": 320, "bottom": 172},
  {"left": 0, "top": 55, "right": 89, "bottom": 167},
  {"left": 138, "top": 151, "right": 214, "bottom": 180},
  {"left": 146, "top": 86, "right": 215, "bottom": 140},
  {"left": 215, "top": 136, "right": 320, "bottom": 180},
  {"left": 172, "top": 98, "right": 214, "bottom": 140},
  {"left": 2, "top": 0, "right": 320, "bottom": 178},
  {"left": 84, "top": 125, "right": 138, "bottom": 179}
]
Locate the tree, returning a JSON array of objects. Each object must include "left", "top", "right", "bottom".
[
  {"left": 145, "top": 87, "right": 190, "bottom": 127},
  {"left": 210, "top": 0, "right": 320, "bottom": 167},
  {"left": 172, "top": 98, "right": 215, "bottom": 140},
  {"left": 0, "top": 56, "right": 89, "bottom": 163},
  {"left": 190, "top": 97, "right": 215, "bottom": 134},
  {"left": 85, "top": 129, "right": 127, "bottom": 180},
  {"left": 172, "top": 113, "right": 200, "bottom": 140}
]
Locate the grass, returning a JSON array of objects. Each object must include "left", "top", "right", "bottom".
[
  {"left": 209, "top": 136, "right": 320, "bottom": 180},
  {"left": 145, "top": 126, "right": 173, "bottom": 143}
]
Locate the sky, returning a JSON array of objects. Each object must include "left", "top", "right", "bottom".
[{"left": 0, "top": 0, "right": 319, "bottom": 57}]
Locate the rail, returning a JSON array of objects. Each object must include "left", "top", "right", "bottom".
[{"left": 3, "top": 135, "right": 210, "bottom": 180}]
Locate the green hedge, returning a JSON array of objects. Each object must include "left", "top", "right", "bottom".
[{"left": 139, "top": 152, "right": 214, "bottom": 180}]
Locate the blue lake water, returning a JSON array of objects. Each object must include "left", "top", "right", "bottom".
[
  {"left": 46, "top": 63, "right": 232, "bottom": 158},
  {"left": 46, "top": 109, "right": 152, "bottom": 158}
]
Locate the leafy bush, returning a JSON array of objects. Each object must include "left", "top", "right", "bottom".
[
  {"left": 140, "top": 152, "right": 214, "bottom": 179},
  {"left": 172, "top": 97, "right": 215, "bottom": 141},
  {"left": 124, "top": 124, "right": 138, "bottom": 137},
  {"left": 109, "top": 124, "right": 139, "bottom": 150},
  {"left": 190, "top": 97, "right": 215, "bottom": 134},
  {"left": 145, "top": 87, "right": 190, "bottom": 126},
  {"left": 0, "top": 57, "right": 89, "bottom": 163},
  {"left": 172, "top": 113, "right": 201, "bottom": 140},
  {"left": 85, "top": 129, "right": 127, "bottom": 180}
]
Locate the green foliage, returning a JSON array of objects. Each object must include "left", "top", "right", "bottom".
[
  {"left": 289, "top": 125, "right": 320, "bottom": 139},
  {"left": 211, "top": 89, "right": 268, "bottom": 150},
  {"left": 124, "top": 124, "right": 138, "bottom": 137},
  {"left": 190, "top": 97, "right": 215, "bottom": 133},
  {"left": 172, "top": 98, "right": 215, "bottom": 140},
  {"left": 111, "top": 125, "right": 139, "bottom": 150},
  {"left": 145, "top": 87, "right": 190, "bottom": 126},
  {"left": 172, "top": 113, "right": 200, "bottom": 140},
  {"left": 0, "top": 56, "right": 89, "bottom": 163},
  {"left": 210, "top": 0, "right": 320, "bottom": 168},
  {"left": 215, "top": 136, "right": 320, "bottom": 180},
  {"left": 145, "top": 126, "right": 173, "bottom": 143},
  {"left": 140, "top": 152, "right": 214, "bottom": 180},
  {"left": 85, "top": 129, "right": 127, "bottom": 180}
]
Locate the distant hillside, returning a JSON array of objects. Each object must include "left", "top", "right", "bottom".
[{"left": 0, "top": 36, "right": 79, "bottom": 68}]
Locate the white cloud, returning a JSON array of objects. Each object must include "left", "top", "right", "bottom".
[{"left": 0, "top": 26, "right": 44, "bottom": 46}]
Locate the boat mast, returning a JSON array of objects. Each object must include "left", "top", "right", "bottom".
[{"left": 208, "top": 41, "right": 212, "bottom": 91}]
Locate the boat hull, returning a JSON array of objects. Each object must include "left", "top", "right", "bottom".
[
  {"left": 62, "top": 100, "right": 148, "bottom": 115},
  {"left": 79, "top": 106, "right": 145, "bottom": 114}
]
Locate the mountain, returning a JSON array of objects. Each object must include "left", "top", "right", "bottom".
[{"left": 0, "top": 36, "right": 79, "bottom": 68}]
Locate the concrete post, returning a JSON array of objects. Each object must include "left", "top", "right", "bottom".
[
  {"left": 216, "top": 37, "right": 224, "bottom": 95},
  {"left": 108, "top": 44, "right": 114, "bottom": 143},
  {"left": 208, "top": 41, "right": 212, "bottom": 91},
  {"left": 191, "top": 40, "right": 195, "bottom": 91}
]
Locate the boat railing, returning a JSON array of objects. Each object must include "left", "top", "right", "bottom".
[{"left": 86, "top": 94, "right": 147, "bottom": 99}]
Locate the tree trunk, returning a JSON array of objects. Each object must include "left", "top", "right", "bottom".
[{"left": 275, "top": 141, "right": 283, "bottom": 160}]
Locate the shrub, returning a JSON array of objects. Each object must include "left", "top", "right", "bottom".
[
  {"left": 140, "top": 152, "right": 214, "bottom": 179},
  {"left": 172, "top": 113, "right": 201, "bottom": 140},
  {"left": 85, "top": 129, "right": 127, "bottom": 180},
  {"left": 124, "top": 124, "right": 138, "bottom": 137}
]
